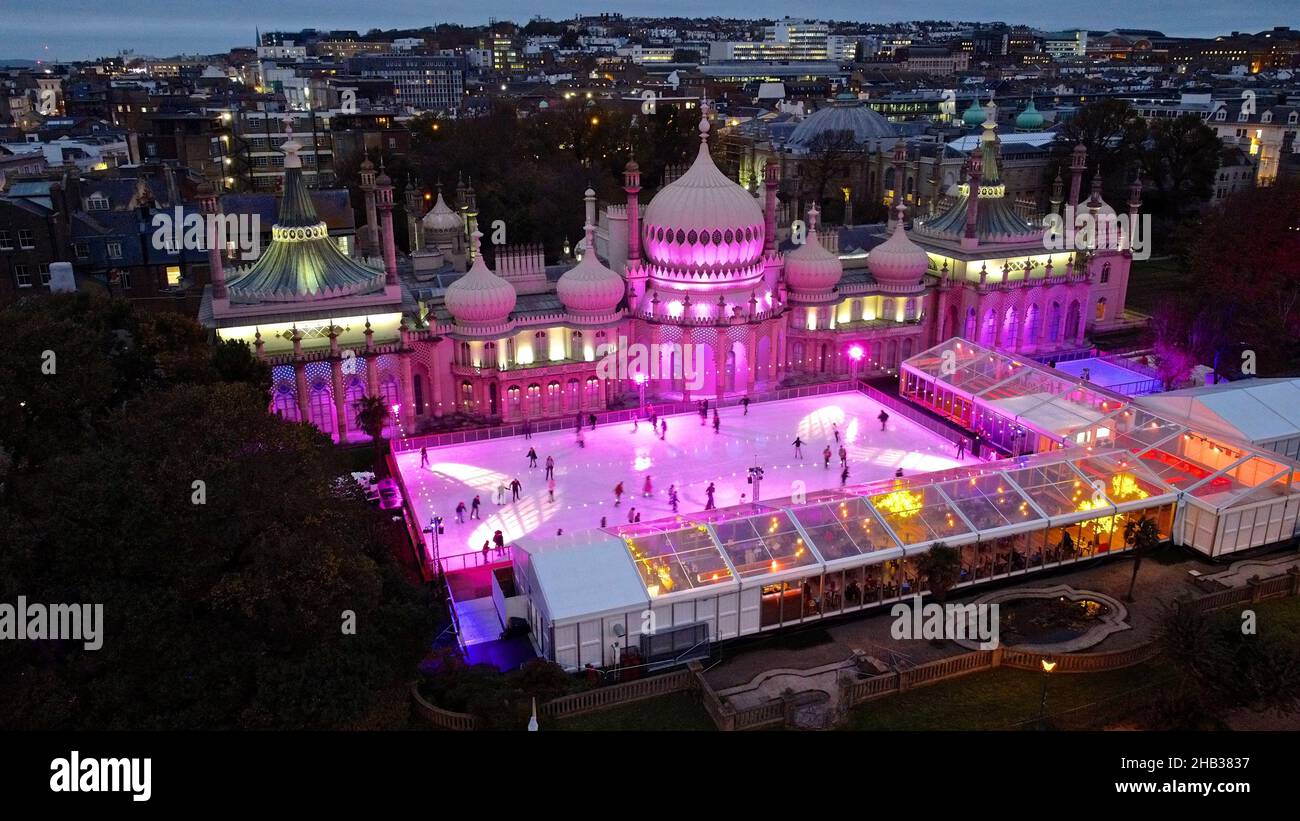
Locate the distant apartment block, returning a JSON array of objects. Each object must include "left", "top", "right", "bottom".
[{"left": 350, "top": 54, "right": 465, "bottom": 112}]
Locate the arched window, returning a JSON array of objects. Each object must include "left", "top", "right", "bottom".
[
  {"left": 1095, "top": 297, "right": 1107, "bottom": 321},
  {"left": 547, "top": 381, "right": 562, "bottom": 414},
  {"left": 964, "top": 307, "right": 977, "bottom": 339},
  {"left": 526, "top": 384, "right": 543, "bottom": 417},
  {"left": 585, "top": 377, "right": 600, "bottom": 406},
  {"left": 1100, "top": 262, "right": 1111, "bottom": 284},
  {"left": 1065, "top": 300, "right": 1081, "bottom": 340},
  {"left": 272, "top": 386, "right": 298, "bottom": 421},
  {"left": 981, "top": 309, "right": 997, "bottom": 346},
  {"left": 1024, "top": 303, "right": 1041, "bottom": 346},
  {"left": 1002, "top": 306, "right": 1019, "bottom": 348},
  {"left": 507, "top": 385, "right": 521, "bottom": 415},
  {"left": 883, "top": 298, "right": 895, "bottom": 322},
  {"left": 413, "top": 374, "right": 424, "bottom": 416},
  {"left": 308, "top": 386, "right": 334, "bottom": 433},
  {"left": 460, "top": 381, "right": 474, "bottom": 411},
  {"left": 1047, "top": 302, "right": 1062, "bottom": 342},
  {"left": 903, "top": 298, "right": 917, "bottom": 321},
  {"left": 566, "top": 379, "right": 579, "bottom": 410}
]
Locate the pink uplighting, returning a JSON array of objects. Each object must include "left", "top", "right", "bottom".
[{"left": 393, "top": 393, "right": 977, "bottom": 564}]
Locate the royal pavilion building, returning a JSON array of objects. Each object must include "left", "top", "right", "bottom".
[{"left": 199, "top": 102, "right": 1135, "bottom": 440}]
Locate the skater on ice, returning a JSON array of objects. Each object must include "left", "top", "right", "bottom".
[
  {"left": 878, "top": 410, "right": 890, "bottom": 431},
  {"left": 614, "top": 482, "right": 624, "bottom": 506},
  {"left": 643, "top": 476, "right": 653, "bottom": 497},
  {"left": 545, "top": 455, "right": 555, "bottom": 479},
  {"left": 823, "top": 445, "right": 832, "bottom": 469},
  {"left": 527, "top": 447, "right": 538, "bottom": 468},
  {"left": 792, "top": 436, "right": 804, "bottom": 458}
]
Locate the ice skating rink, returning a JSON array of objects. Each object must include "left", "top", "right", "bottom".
[{"left": 395, "top": 392, "right": 978, "bottom": 562}]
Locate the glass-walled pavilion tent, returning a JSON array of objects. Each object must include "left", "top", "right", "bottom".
[
  {"left": 900, "top": 338, "right": 1130, "bottom": 454},
  {"left": 508, "top": 382, "right": 1300, "bottom": 669},
  {"left": 510, "top": 413, "right": 1300, "bottom": 669},
  {"left": 1135, "top": 378, "right": 1300, "bottom": 461}
]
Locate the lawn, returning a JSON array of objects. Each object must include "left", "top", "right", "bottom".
[
  {"left": 1124, "top": 256, "right": 1186, "bottom": 315},
  {"left": 841, "top": 659, "right": 1175, "bottom": 731},
  {"left": 554, "top": 692, "right": 716, "bottom": 731},
  {"left": 841, "top": 595, "right": 1300, "bottom": 731}
]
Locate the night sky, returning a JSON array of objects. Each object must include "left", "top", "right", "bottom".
[{"left": 1, "top": 0, "right": 1295, "bottom": 61}]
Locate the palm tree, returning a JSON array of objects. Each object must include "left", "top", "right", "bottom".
[
  {"left": 354, "top": 395, "right": 391, "bottom": 452},
  {"left": 915, "top": 541, "right": 962, "bottom": 604},
  {"left": 1123, "top": 516, "right": 1163, "bottom": 602}
]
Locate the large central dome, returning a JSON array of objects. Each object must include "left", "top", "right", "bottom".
[
  {"left": 786, "top": 92, "right": 896, "bottom": 150},
  {"left": 641, "top": 111, "right": 765, "bottom": 271}
]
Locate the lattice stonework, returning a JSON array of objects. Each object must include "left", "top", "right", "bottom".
[
  {"left": 305, "top": 360, "right": 334, "bottom": 392},
  {"left": 271, "top": 364, "right": 297, "bottom": 390}
]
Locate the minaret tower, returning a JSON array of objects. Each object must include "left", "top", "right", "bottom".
[
  {"left": 375, "top": 158, "right": 398, "bottom": 287},
  {"left": 360, "top": 156, "right": 378, "bottom": 255}
]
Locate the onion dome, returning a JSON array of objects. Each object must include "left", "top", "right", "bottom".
[
  {"left": 641, "top": 107, "right": 765, "bottom": 270},
  {"left": 444, "top": 232, "right": 516, "bottom": 331},
  {"left": 783, "top": 206, "right": 842, "bottom": 302},
  {"left": 558, "top": 223, "right": 625, "bottom": 322},
  {"left": 786, "top": 92, "right": 895, "bottom": 149},
  {"left": 1015, "top": 98, "right": 1044, "bottom": 130},
  {"left": 869, "top": 204, "right": 931, "bottom": 290},
  {"left": 422, "top": 187, "right": 464, "bottom": 233},
  {"left": 914, "top": 104, "right": 1041, "bottom": 246},
  {"left": 962, "top": 97, "right": 987, "bottom": 126},
  {"left": 225, "top": 134, "right": 386, "bottom": 303}
]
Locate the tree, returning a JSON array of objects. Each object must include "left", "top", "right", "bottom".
[
  {"left": 0, "top": 381, "right": 432, "bottom": 730},
  {"left": 801, "top": 128, "right": 860, "bottom": 218},
  {"left": 1137, "top": 114, "right": 1222, "bottom": 219},
  {"left": 915, "top": 541, "right": 962, "bottom": 603},
  {"left": 354, "top": 395, "right": 391, "bottom": 450},
  {"left": 1185, "top": 180, "right": 1300, "bottom": 376},
  {"left": 1049, "top": 99, "right": 1145, "bottom": 203},
  {"left": 1122, "top": 515, "right": 1162, "bottom": 602}
]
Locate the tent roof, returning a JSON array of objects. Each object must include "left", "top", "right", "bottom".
[
  {"left": 514, "top": 531, "right": 647, "bottom": 622},
  {"left": 1136, "top": 378, "right": 1300, "bottom": 444}
]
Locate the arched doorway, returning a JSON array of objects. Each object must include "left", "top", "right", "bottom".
[{"left": 1065, "top": 300, "right": 1081, "bottom": 341}]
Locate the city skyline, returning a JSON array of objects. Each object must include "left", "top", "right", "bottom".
[{"left": 2, "top": 0, "right": 1296, "bottom": 61}]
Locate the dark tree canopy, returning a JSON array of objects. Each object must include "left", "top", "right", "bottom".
[{"left": 0, "top": 296, "right": 432, "bottom": 730}]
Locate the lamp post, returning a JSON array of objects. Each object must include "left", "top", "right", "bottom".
[
  {"left": 747, "top": 460, "right": 765, "bottom": 502},
  {"left": 422, "top": 514, "right": 444, "bottom": 578},
  {"left": 1037, "top": 658, "right": 1056, "bottom": 729},
  {"left": 634, "top": 372, "right": 647, "bottom": 411},
  {"left": 849, "top": 344, "right": 865, "bottom": 383}
]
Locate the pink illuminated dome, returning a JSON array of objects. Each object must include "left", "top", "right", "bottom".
[
  {"left": 641, "top": 107, "right": 765, "bottom": 271},
  {"left": 444, "top": 231, "right": 517, "bottom": 328},
  {"left": 783, "top": 206, "right": 843, "bottom": 301},
  {"left": 868, "top": 204, "right": 931, "bottom": 290},
  {"left": 558, "top": 224, "right": 625, "bottom": 322}
]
